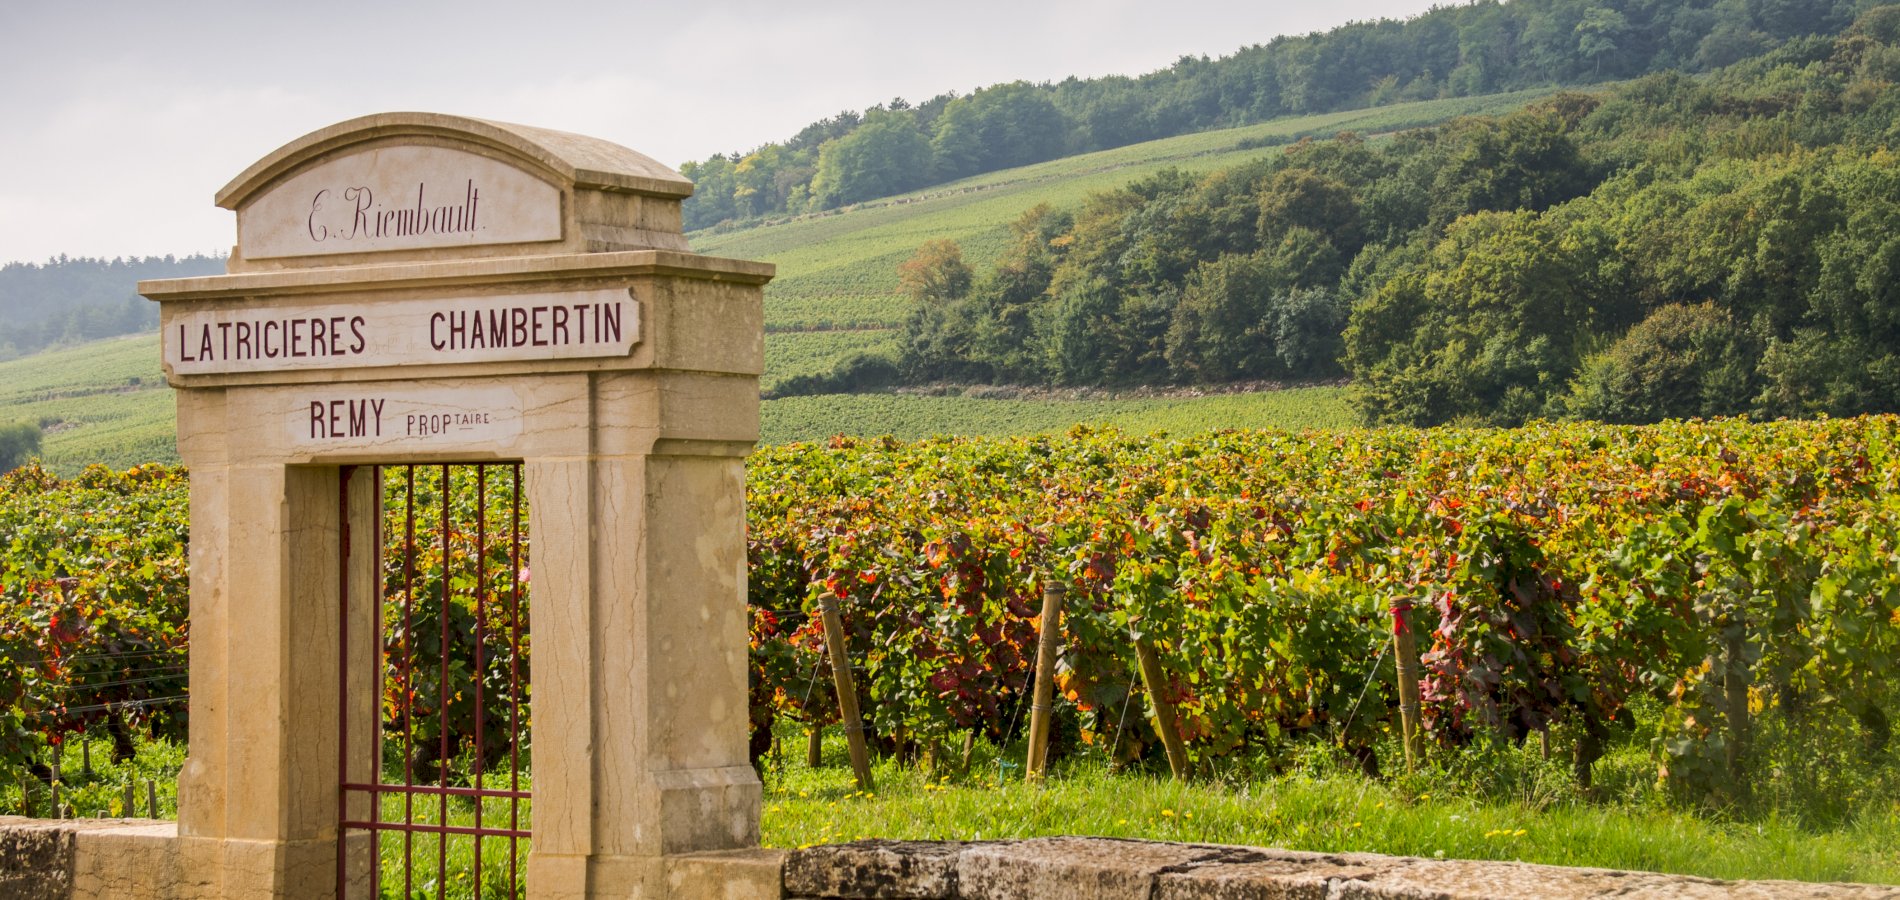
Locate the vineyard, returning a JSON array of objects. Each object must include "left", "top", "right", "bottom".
[
  {"left": 3, "top": 416, "right": 1898, "bottom": 825},
  {"left": 746, "top": 418, "right": 1900, "bottom": 806},
  {"left": 0, "top": 333, "right": 176, "bottom": 474},
  {"left": 763, "top": 329, "right": 904, "bottom": 394},
  {"left": 0, "top": 463, "right": 189, "bottom": 792}
]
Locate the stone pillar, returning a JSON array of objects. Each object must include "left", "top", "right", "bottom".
[
  {"left": 172, "top": 446, "right": 347, "bottom": 894},
  {"left": 527, "top": 370, "right": 762, "bottom": 898}
]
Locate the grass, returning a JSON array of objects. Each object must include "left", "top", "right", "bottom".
[
  {"left": 359, "top": 770, "right": 531, "bottom": 899},
  {"left": 18, "top": 729, "right": 1898, "bottom": 888},
  {"left": 1, "top": 734, "right": 529, "bottom": 899},
  {"left": 760, "top": 386, "right": 1355, "bottom": 444},
  {"left": 13, "top": 714, "right": 1897, "bottom": 889},
  {"left": 4, "top": 734, "right": 182, "bottom": 820},
  {"left": 758, "top": 726, "right": 1900, "bottom": 885}
]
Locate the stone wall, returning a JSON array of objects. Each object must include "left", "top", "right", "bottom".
[
  {"left": 0, "top": 816, "right": 201, "bottom": 900},
  {"left": 5, "top": 821, "right": 1898, "bottom": 898},
  {"left": 781, "top": 837, "right": 1900, "bottom": 900},
  {"left": 0, "top": 816, "right": 74, "bottom": 900}
]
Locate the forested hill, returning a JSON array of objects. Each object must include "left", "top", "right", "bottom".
[
  {"left": 0, "top": 255, "right": 225, "bottom": 361},
  {"left": 884, "top": 6, "right": 1900, "bottom": 427},
  {"left": 681, "top": 0, "right": 1868, "bottom": 230}
]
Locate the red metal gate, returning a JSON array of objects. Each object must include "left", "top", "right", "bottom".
[{"left": 339, "top": 463, "right": 531, "bottom": 899}]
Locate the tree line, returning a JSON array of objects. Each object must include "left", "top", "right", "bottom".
[
  {"left": 0, "top": 255, "right": 225, "bottom": 361},
  {"left": 681, "top": 0, "right": 1870, "bottom": 231},
  {"left": 862, "top": 6, "right": 1900, "bottom": 427}
]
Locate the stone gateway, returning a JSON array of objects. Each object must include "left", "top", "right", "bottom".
[{"left": 135, "top": 112, "right": 777, "bottom": 899}]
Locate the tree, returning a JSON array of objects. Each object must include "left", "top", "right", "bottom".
[
  {"left": 897, "top": 239, "right": 980, "bottom": 382},
  {"left": 965, "top": 205, "right": 1070, "bottom": 382},
  {"left": 0, "top": 422, "right": 41, "bottom": 473},
  {"left": 1575, "top": 8, "right": 1631, "bottom": 77},
  {"left": 1427, "top": 108, "right": 1593, "bottom": 231},
  {"left": 1270, "top": 286, "right": 1349, "bottom": 377},
  {"left": 1166, "top": 251, "right": 1279, "bottom": 383},
  {"left": 1256, "top": 168, "right": 1364, "bottom": 256},
  {"left": 897, "top": 239, "right": 974, "bottom": 305},
  {"left": 1564, "top": 302, "right": 1753, "bottom": 423},
  {"left": 679, "top": 156, "right": 739, "bottom": 229},
  {"left": 810, "top": 110, "right": 933, "bottom": 208},
  {"left": 930, "top": 82, "right": 1067, "bottom": 182},
  {"left": 1345, "top": 210, "right": 1596, "bottom": 426}
]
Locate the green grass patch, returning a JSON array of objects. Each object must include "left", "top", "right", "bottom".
[
  {"left": 760, "top": 387, "right": 1354, "bottom": 444},
  {"left": 758, "top": 728, "right": 1900, "bottom": 885},
  {"left": 4, "top": 735, "right": 183, "bottom": 820},
  {"left": 363, "top": 769, "right": 531, "bottom": 899}
]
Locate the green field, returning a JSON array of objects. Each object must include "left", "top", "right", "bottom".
[
  {"left": 760, "top": 387, "right": 1351, "bottom": 444},
  {"left": 757, "top": 728, "right": 1900, "bottom": 886},
  {"left": 0, "top": 90, "right": 1573, "bottom": 471}
]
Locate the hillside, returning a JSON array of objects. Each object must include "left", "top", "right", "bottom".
[
  {"left": 699, "top": 89, "right": 1559, "bottom": 394},
  {"left": 0, "top": 333, "right": 174, "bottom": 473},
  {"left": 0, "top": 90, "right": 1576, "bottom": 472},
  {"left": 0, "top": 255, "right": 225, "bottom": 360},
  {"left": 680, "top": 0, "right": 1868, "bottom": 229},
  {"left": 844, "top": 11, "right": 1900, "bottom": 428}
]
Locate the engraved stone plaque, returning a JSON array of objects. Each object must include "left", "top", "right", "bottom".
[
  {"left": 286, "top": 385, "right": 524, "bottom": 450},
  {"left": 239, "top": 144, "right": 562, "bottom": 259},
  {"left": 164, "top": 287, "right": 638, "bottom": 376}
]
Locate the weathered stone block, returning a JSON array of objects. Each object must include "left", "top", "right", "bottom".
[
  {"left": 1157, "top": 844, "right": 1399, "bottom": 900},
  {"left": 785, "top": 840, "right": 966, "bottom": 898},
  {"left": 957, "top": 837, "right": 1211, "bottom": 900},
  {"left": 1330, "top": 856, "right": 1900, "bottom": 900},
  {"left": 0, "top": 817, "right": 75, "bottom": 900},
  {"left": 668, "top": 848, "right": 787, "bottom": 900}
]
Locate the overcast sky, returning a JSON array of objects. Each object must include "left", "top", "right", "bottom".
[{"left": 0, "top": 0, "right": 1444, "bottom": 266}]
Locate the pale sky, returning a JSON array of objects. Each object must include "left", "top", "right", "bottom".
[{"left": 0, "top": 0, "right": 1443, "bottom": 265}]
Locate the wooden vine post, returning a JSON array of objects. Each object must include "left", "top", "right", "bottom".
[
  {"left": 1392, "top": 599, "right": 1424, "bottom": 773},
  {"left": 1130, "top": 628, "right": 1191, "bottom": 781},
  {"left": 1024, "top": 577, "right": 1068, "bottom": 781},
  {"left": 1721, "top": 617, "right": 1751, "bottom": 794},
  {"left": 819, "top": 595, "right": 875, "bottom": 790}
]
